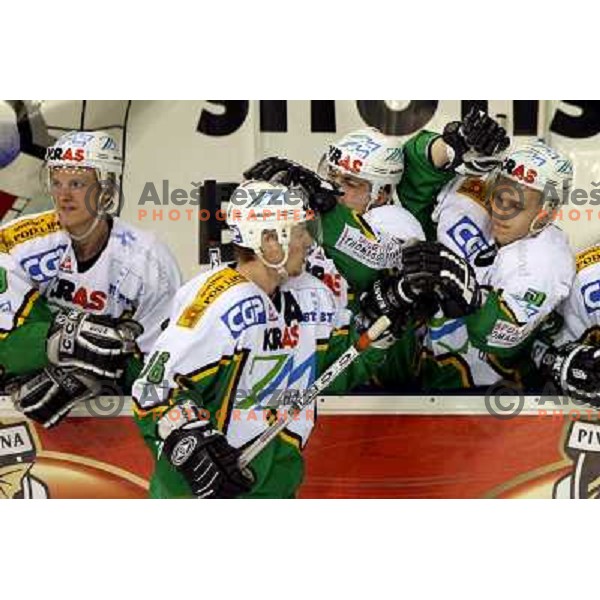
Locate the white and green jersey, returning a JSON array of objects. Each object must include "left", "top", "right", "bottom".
[
  {"left": 132, "top": 264, "right": 385, "bottom": 498},
  {"left": 422, "top": 176, "right": 576, "bottom": 389},
  {"left": 554, "top": 244, "right": 600, "bottom": 346},
  {"left": 0, "top": 210, "right": 182, "bottom": 378},
  {"left": 306, "top": 203, "right": 425, "bottom": 311}
]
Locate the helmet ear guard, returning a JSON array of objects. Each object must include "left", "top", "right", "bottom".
[
  {"left": 529, "top": 180, "right": 568, "bottom": 234},
  {"left": 96, "top": 172, "right": 120, "bottom": 214}
]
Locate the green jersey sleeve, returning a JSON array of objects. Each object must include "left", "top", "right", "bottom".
[
  {"left": 398, "top": 130, "right": 456, "bottom": 241},
  {"left": 465, "top": 291, "right": 533, "bottom": 358},
  {"left": 0, "top": 258, "right": 54, "bottom": 378}
]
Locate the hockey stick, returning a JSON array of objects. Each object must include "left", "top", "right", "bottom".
[{"left": 238, "top": 315, "right": 391, "bottom": 469}]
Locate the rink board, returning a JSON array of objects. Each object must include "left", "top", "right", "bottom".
[{"left": 0, "top": 395, "right": 591, "bottom": 499}]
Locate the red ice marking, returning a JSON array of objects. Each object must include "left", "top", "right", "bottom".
[{"left": 0, "top": 190, "right": 18, "bottom": 220}]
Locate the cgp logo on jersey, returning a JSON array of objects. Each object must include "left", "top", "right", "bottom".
[
  {"left": 220, "top": 295, "right": 266, "bottom": 339},
  {"left": 447, "top": 217, "right": 491, "bottom": 260},
  {"left": 20, "top": 245, "right": 67, "bottom": 283},
  {"left": 582, "top": 280, "right": 600, "bottom": 314}
]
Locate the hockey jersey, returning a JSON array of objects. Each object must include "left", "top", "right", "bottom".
[
  {"left": 422, "top": 176, "right": 576, "bottom": 389},
  {"left": 307, "top": 203, "right": 425, "bottom": 311},
  {"left": 554, "top": 244, "right": 600, "bottom": 346},
  {"left": 0, "top": 210, "right": 182, "bottom": 377},
  {"left": 308, "top": 129, "right": 452, "bottom": 309},
  {"left": 132, "top": 265, "right": 385, "bottom": 498}
]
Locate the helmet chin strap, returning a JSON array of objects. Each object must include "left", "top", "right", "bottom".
[
  {"left": 528, "top": 213, "right": 550, "bottom": 237},
  {"left": 256, "top": 248, "right": 290, "bottom": 281},
  {"left": 363, "top": 197, "right": 376, "bottom": 213},
  {"left": 528, "top": 191, "right": 555, "bottom": 237},
  {"left": 67, "top": 214, "right": 102, "bottom": 242},
  {"left": 362, "top": 183, "right": 387, "bottom": 213}
]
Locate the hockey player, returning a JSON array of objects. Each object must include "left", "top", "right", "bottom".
[
  {"left": 531, "top": 242, "right": 600, "bottom": 404},
  {"left": 380, "top": 140, "right": 576, "bottom": 391},
  {"left": 399, "top": 107, "right": 511, "bottom": 241},
  {"left": 244, "top": 113, "right": 510, "bottom": 309},
  {"left": 243, "top": 112, "right": 509, "bottom": 389},
  {"left": 245, "top": 129, "right": 423, "bottom": 311},
  {"left": 0, "top": 130, "right": 182, "bottom": 427},
  {"left": 132, "top": 179, "right": 409, "bottom": 499}
]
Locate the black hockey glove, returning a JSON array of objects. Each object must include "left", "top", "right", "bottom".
[
  {"left": 400, "top": 241, "right": 481, "bottom": 319},
  {"left": 357, "top": 274, "right": 422, "bottom": 348},
  {"left": 47, "top": 309, "right": 142, "bottom": 379},
  {"left": 243, "top": 156, "right": 342, "bottom": 214},
  {"left": 442, "top": 107, "right": 510, "bottom": 172},
  {"left": 537, "top": 341, "right": 600, "bottom": 406},
  {"left": 10, "top": 365, "right": 103, "bottom": 428},
  {"left": 159, "top": 401, "right": 254, "bottom": 499}
]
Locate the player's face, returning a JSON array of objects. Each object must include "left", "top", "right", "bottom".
[
  {"left": 0, "top": 463, "right": 31, "bottom": 499},
  {"left": 489, "top": 176, "right": 544, "bottom": 246},
  {"left": 285, "top": 223, "right": 313, "bottom": 276},
  {"left": 261, "top": 223, "right": 312, "bottom": 277},
  {"left": 328, "top": 170, "right": 386, "bottom": 213},
  {"left": 50, "top": 167, "right": 100, "bottom": 234}
]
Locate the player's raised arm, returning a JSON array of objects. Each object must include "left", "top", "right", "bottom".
[{"left": 400, "top": 108, "right": 510, "bottom": 240}]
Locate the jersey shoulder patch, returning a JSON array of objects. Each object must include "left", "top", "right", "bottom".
[
  {"left": 576, "top": 245, "right": 600, "bottom": 273},
  {"left": 177, "top": 267, "right": 249, "bottom": 329},
  {"left": 456, "top": 176, "right": 489, "bottom": 211},
  {"left": 110, "top": 217, "right": 155, "bottom": 255},
  {"left": 0, "top": 211, "right": 61, "bottom": 253}
]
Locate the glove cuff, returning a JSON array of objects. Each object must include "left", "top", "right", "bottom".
[
  {"left": 441, "top": 122, "right": 467, "bottom": 171},
  {"left": 158, "top": 400, "right": 208, "bottom": 441},
  {"left": 557, "top": 344, "right": 584, "bottom": 394}
]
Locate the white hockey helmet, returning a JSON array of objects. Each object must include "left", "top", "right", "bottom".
[
  {"left": 319, "top": 127, "right": 404, "bottom": 209},
  {"left": 46, "top": 130, "right": 122, "bottom": 208},
  {"left": 498, "top": 140, "right": 573, "bottom": 231},
  {"left": 226, "top": 180, "right": 311, "bottom": 270},
  {"left": 46, "top": 130, "right": 122, "bottom": 175}
]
